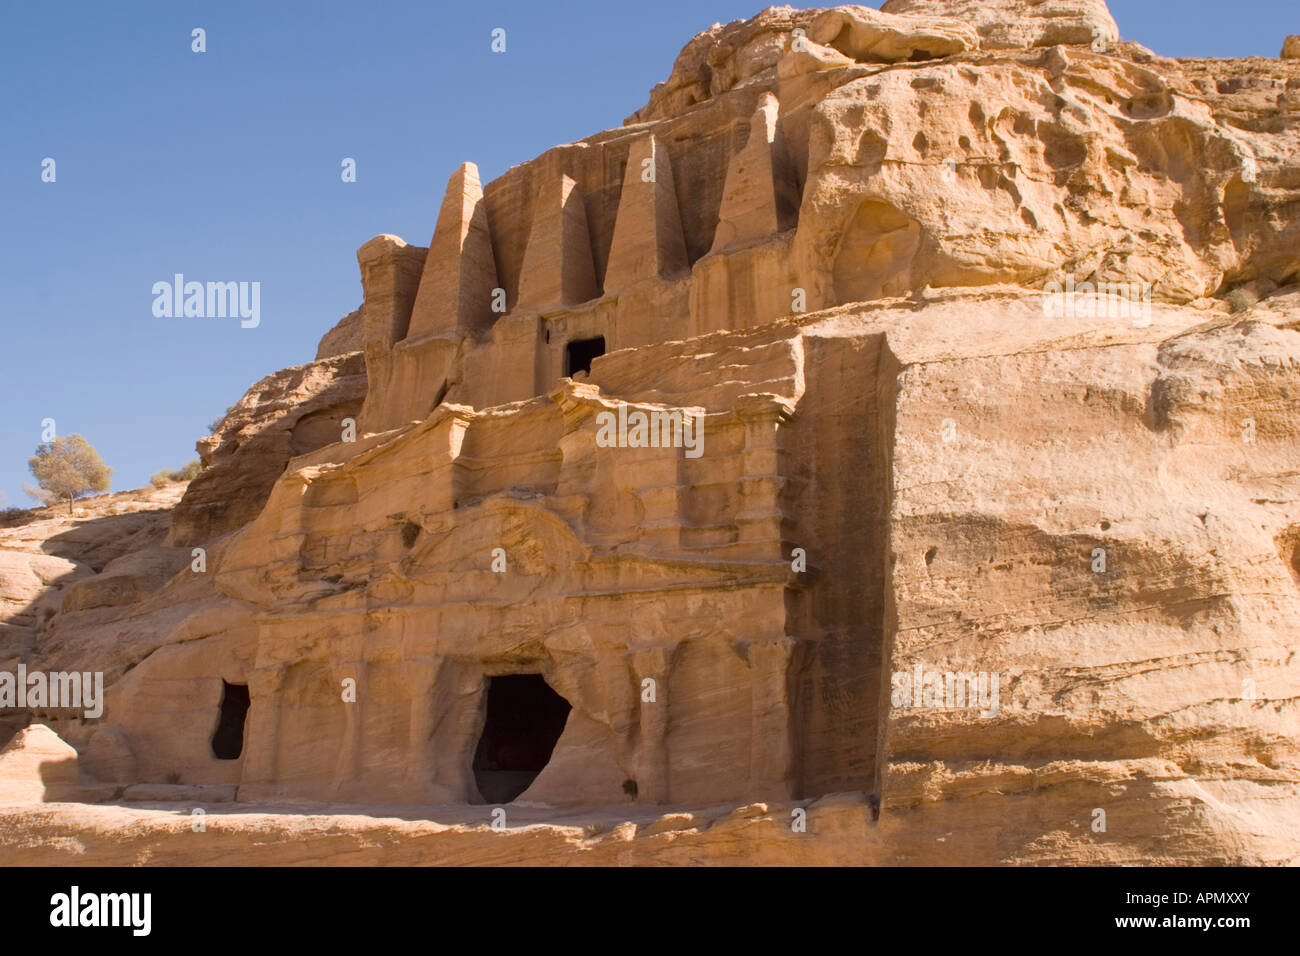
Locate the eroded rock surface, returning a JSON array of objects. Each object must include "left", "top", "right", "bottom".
[
  {"left": 881, "top": 0, "right": 1119, "bottom": 50},
  {"left": 0, "top": 725, "right": 89, "bottom": 804},
  {"left": 168, "top": 352, "right": 366, "bottom": 546},
  {"left": 2, "top": 0, "right": 1299, "bottom": 865}
]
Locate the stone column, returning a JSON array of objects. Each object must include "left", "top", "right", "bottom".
[
  {"left": 710, "top": 92, "right": 792, "bottom": 254},
  {"left": 427, "top": 404, "right": 474, "bottom": 513},
  {"left": 356, "top": 235, "right": 427, "bottom": 433},
  {"left": 735, "top": 394, "right": 795, "bottom": 556},
  {"left": 517, "top": 174, "right": 599, "bottom": 310},
  {"left": 403, "top": 658, "right": 442, "bottom": 788},
  {"left": 407, "top": 162, "right": 500, "bottom": 340},
  {"left": 428, "top": 665, "right": 486, "bottom": 803},
  {"left": 332, "top": 658, "right": 366, "bottom": 796},
  {"left": 738, "top": 636, "right": 803, "bottom": 799},
  {"left": 604, "top": 135, "right": 688, "bottom": 291},
  {"left": 239, "top": 663, "right": 287, "bottom": 794},
  {"left": 630, "top": 643, "right": 679, "bottom": 803},
  {"left": 357, "top": 234, "right": 426, "bottom": 349}
]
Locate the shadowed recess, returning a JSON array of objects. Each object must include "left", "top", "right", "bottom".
[
  {"left": 564, "top": 336, "right": 606, "bottom": 377},
  {"left": 472, "top": 674, "right": 571, "bottom": 803},
  {"left": 210, "top": 680, "right": 250, "bottom": 760}
]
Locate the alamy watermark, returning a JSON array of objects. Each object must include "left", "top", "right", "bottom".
[
  {"left": 0, "top": 665, "right": 104, "bottom": 719},
  {"left": 152, "top": 273, "right": 260, "bottom": 328},
  {"left": 1042, "top": 275, "right": 1152, "bottom": 327},
  {"left": 891, "top": 664, "right": 1000, "bottom": 717},
  {"left": 50, "top": 886, "right": 150, "bottom": 936},
  {"left": 594, "top": 405, "right": 703, "bottom": 459}
]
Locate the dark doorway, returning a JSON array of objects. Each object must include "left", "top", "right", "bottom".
[
  {"left": 472, "top": 674, "right": 571, "bottom": 803},
  {"left": 564, "top": 336, "right": 605, "bottom": 377},
  {"left": 211, "top": 680, "right": 250, "bottom": 760}
]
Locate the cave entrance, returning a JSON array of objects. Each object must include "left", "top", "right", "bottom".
[
  {"left": 472, "top": 674, "right": 571, "bottom": 804},
  {"left": 211, "top": 680, "right": 250, "bottom": 760},
  {"left": 564, "top": 336, "right": 605, "bottom": 377}
]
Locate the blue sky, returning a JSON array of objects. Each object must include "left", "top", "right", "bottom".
[{"left": 1, "top": 0, "right": 1295, "bottom": 506}]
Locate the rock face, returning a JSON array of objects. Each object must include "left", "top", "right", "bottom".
[
  {"left": 2, "top": 0, "right": 1300, "bottom": 864},
  {"left": 880, "top": 0, "right": 1119, "bottom": 50},
  {"left": 0, "top": 725, "right": 85, "bottom": 804},
  {"left": 0, "top": 484, "right": 186, "bottom": 670},
  {"left": 315, "top": 309, "right": 363, "bottom": 361},
  {"left": 168, "top": 351, "right": 367, "bottom": 546}
]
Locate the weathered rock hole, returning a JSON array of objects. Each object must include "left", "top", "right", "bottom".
[
  {"left": 831, "top": 200, "right": 921, "bottom": 302},
  {"left": 924, "top": 547, "right": 938, "bottom": 566},
  {"left": 565, "top": 336, "right": 606, "bottom": 377},
  {"left": 1043, "top": 128, "right": 1087, "bottom": 169},
  {"left": 472, "top": 674, "right": 571, "bottom": 804},
  {"left": 400, "top": 520, "right": 421, "bottom": 548},
  {"left": 1278, "top": 529, "right": 1300, "bottom": 588},
  {"left": 211, "top": 680, "right": 250, "bottom": 760}
]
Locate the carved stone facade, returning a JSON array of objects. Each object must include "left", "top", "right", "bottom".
[{"left": 5, "top": 1, "right": 1300, "bottom": 864}]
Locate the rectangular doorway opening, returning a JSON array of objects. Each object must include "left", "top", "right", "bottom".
[
  {"left": 564, "top": 336, "right": 605, "bottom": 377},
  {"left": 211, "top": 680, "right": 250, "bottom": 760},
  {"left": 472, "top": 674, "right": 571, "bottom": 804}
]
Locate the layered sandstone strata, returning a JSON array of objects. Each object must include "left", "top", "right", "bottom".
[{"left": 2, "top": 1, "right": 1299, "bottom": 865}]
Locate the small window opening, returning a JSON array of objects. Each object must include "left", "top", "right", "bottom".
[
  {"left": 211, "top": 680, "right": 250, "bottom": 760},
  {"left": 565, "top": 336, "right": 606, "bottom": 377}
]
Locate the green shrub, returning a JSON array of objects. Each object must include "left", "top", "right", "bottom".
[
  {"left": 151, "top": 459, "right": 202, "bottom": 487},
  {"left": 0, "top": 506, "right": 34, "bottom": 527}
]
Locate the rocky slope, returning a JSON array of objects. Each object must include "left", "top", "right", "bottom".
[{"left": 2, "top": 1, "right": 1298, "bottom": 865}]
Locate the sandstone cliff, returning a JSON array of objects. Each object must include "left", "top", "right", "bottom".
[{"left": 2, "top": 0, "right": 1299, "bottom": 866}]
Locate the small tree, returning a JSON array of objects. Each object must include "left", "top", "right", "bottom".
[{"left": 26, "top": 434, "right": 113, "bottom": 514}]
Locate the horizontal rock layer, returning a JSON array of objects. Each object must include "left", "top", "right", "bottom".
[{"left": 2, "top": 0, "right": 1299, "bottom": 865}]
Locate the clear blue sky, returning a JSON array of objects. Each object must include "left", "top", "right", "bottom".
[{"left": 1, "top": 1, "right": 1294, "bottom": 506}]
